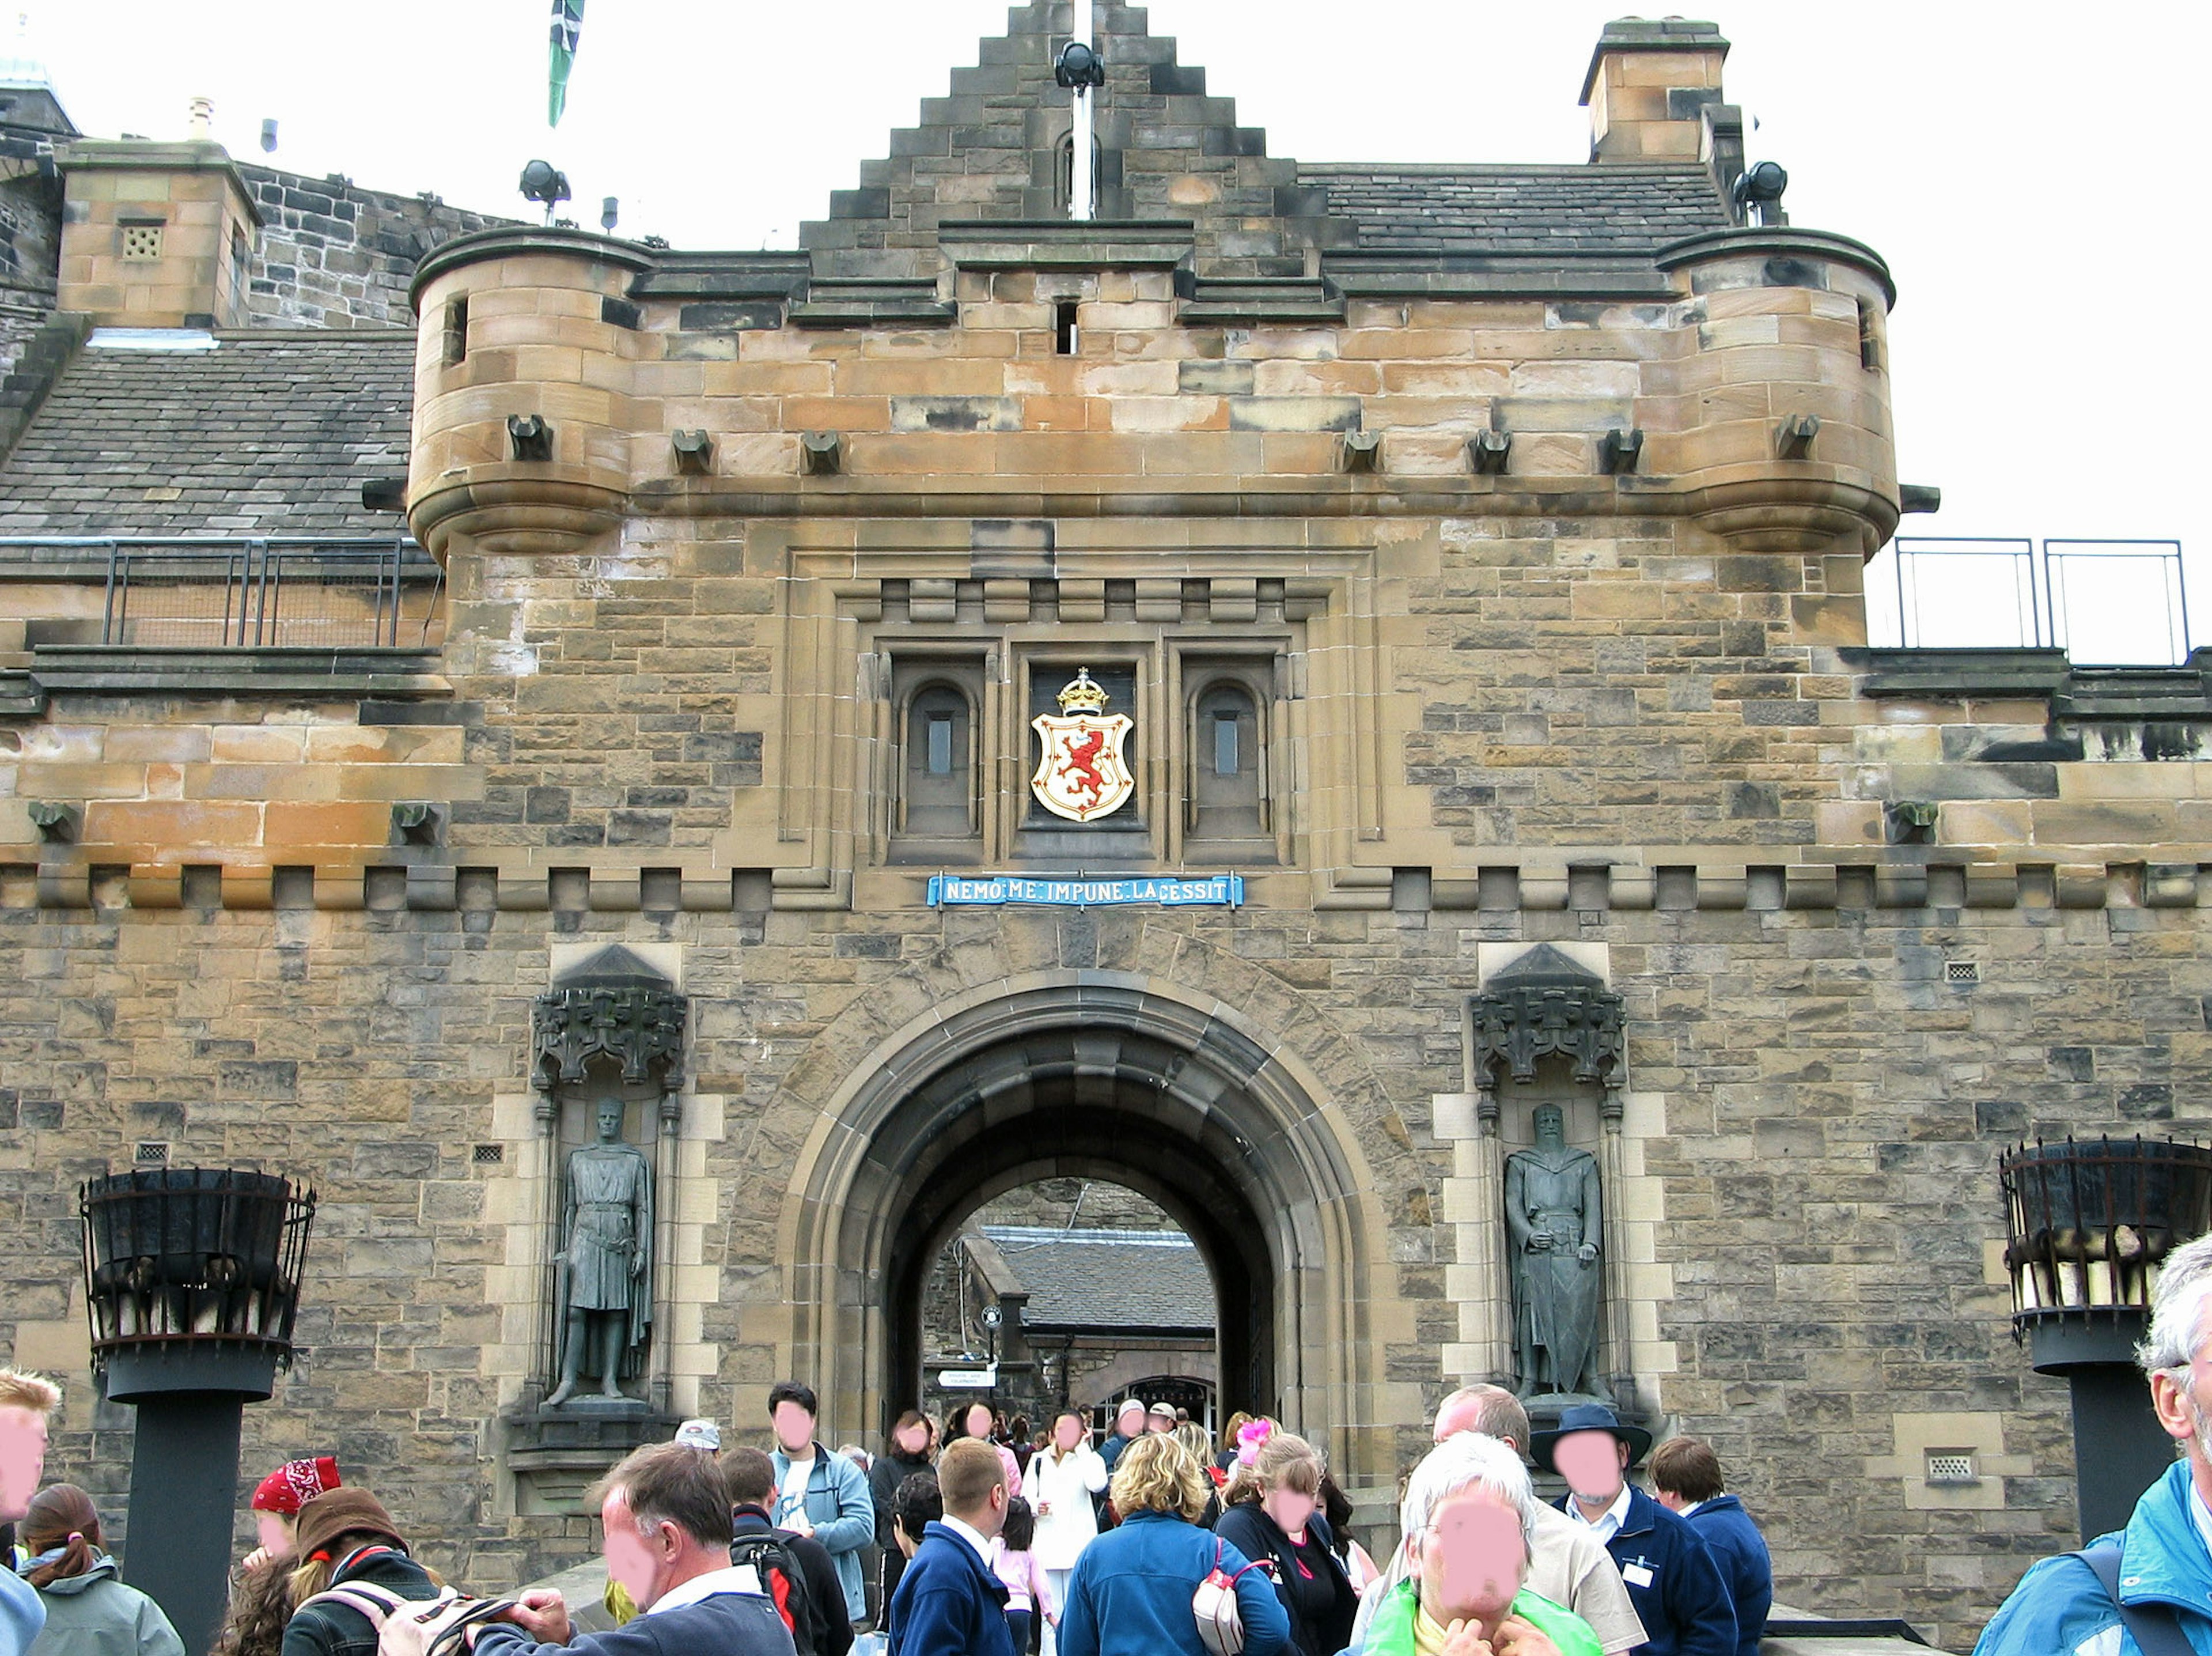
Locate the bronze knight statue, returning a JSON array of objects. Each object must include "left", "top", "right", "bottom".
[
  {"left": 545, "top": 1096, "right": 653, "bottom": 1407},
  {"left": 1504, "top": 1103, "right": 1603, "bottom": 1399}
]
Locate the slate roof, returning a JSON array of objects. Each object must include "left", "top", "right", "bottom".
[
  {"left": 983, "top": 1226, "right": 1215, "bottom": 1334},
  {"left": 1297, "top": 162, "right": 1731, "bottom": 256},
  {"left": 0, "top": 331, "right": 415, "bottom": 535}
]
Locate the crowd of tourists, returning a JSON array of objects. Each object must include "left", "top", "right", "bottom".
[{"left": 0, "top": 1364, "right": 1781, "bottom": 1656}]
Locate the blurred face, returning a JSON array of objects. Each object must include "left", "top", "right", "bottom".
[
  {"left": 1146, "top": 1413, "right": 1172, "bottom": 1434},
  {"left": 601, "top": 1493, "right": 679, "bottom": 1611},
  {"left": 963, "top": 1404, "right": 993, "bottom": 1440},
  {"left": 1262, "top": 1480, "right": 1317, "bottom": 1538},
  {"left": 255, "top": 1512, "right": 297, "bottom": 1560},
  {"left": 1555, "top": 1432, "right": 1628, "bottom": 1504},
  {"left": 0, "top": 1406, "right": 50, "bottom": 1524},
  {"left": 1053, "top": 1415, "right": 1085, "bottom": 1453},
  {"left": 773, "top": 1400, "right": 816, "bottom": 1455},
  {"left": 1415, "top": 1487, "right": 1528, "bottom": 1631},
  {"left": 895, "top": 1421, "right": 930, "bottom": 1457}
]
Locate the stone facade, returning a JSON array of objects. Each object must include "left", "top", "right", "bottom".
[{"left": 0, "top": 9, "right": 2208, "bottom": 1650}]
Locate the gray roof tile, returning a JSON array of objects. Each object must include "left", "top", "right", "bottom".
[
  {"left": 983, "top": 1226, "right": 1214, "bottom": 1332},
  {"left": 1296, "top": 162, "right": 1731, "bottom": 255},
  {"left": 0, "top": 332, "right": 415, "bottom": 535}
]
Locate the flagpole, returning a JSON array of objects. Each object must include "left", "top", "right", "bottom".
[{"left": 1070, "top": 0, "right": 1094, "bottom": 222}]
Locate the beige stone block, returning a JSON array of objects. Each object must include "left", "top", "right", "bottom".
[
  {"left": 1110, "top": 396, "right": 1224, "bottom": 433},
  {"left": 1338, "top": 328, "right": 1474, "bottom": 361},
  {"left": 16, "top": 761, "right": 150, "bottom": 799},
  {"left": 1512, "top": 432, "right": 1593, "bottom": 474},
  {"left": 2055, "top": 762, "right": 2196, "bottom": 801},
  {"left": 1814, "top": 801, "right": 1883, "bottom": 848},
  {"left": 1509, "top": 360, "right": 1640, "bottom": 397},
  {"left": 9, "top": 1318, "right": 90, "bottom": 1374},
  {"left": 1936, "top": 800, "right": 2031, "bottom": 846}
]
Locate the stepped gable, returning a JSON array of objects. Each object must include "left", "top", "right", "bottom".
[
  {"left": 801, "top": 0, "right": 1334, "bottom": 278},
  {"left": 1295, "top": 161, "right": 1730, "bottom": 256},
  {"left": 0, "top": 331, "right": 414, "bottom": 534}
]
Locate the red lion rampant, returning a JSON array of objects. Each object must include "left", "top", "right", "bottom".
[{"left": 1056, "top": 728, "right": 1108, "bottom": 806}]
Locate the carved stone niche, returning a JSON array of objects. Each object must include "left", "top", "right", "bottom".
[
  {"left": 1469, "top": 944, "right": 1626, "bottom": 1131},
  {"left": 504, "top": 945, "right": 687, "bottom": 1514}
]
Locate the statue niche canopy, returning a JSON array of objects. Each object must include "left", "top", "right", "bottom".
[
  {"left": 507, "top": 946, "right": 689, "bottom": 1509},
  {"left": 1470, "top": 946, "right": 1628, "bottom": 1408}
]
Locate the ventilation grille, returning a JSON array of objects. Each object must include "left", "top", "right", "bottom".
[
  {"left": 472, "top": 1143, "right": 505, "bottom": 1165},
  {"left": 122, "top": 224, "right": 164, "bottom": 261},
  {"left": 133, "top": 1140, "right": 171, "bottom": 1167},
  {"left": 1945, "top": 960, "right": 1980, "bottom": 985},
  {"left": 1925, "top": 1451, "right": 1977, "bottom": 1485}
]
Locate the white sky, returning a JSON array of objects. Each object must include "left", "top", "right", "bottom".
[{"left": 28, "top": 2, "right": 2209, "bottom": 659}]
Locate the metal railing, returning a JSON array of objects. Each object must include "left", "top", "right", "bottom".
[
  {"left": 1868, "top": 536, "right": 2193, "bottom": 664},
  {"left": 0, "top": 535, "right": 441, "bottom": 648}
]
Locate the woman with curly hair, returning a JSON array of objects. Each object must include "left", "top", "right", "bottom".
[
  {"left": 16, "top": 1485, "right": 184, "bottom": 1656},
  {"left": 1056, "top": 1434, "right": 1286, "bottom": 1656}
]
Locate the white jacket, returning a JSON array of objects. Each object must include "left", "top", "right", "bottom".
[{"left": 1021, "top": 1443, "right": 1109, "bottom": 1570}]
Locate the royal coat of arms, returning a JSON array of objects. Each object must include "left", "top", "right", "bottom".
[{"left": 1030, "top": 668, "right": 1135, "bottom": 822}]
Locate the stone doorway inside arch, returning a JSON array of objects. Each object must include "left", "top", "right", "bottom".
[
  {"left": 919, "top": 1179, "right": 1223, "bottom": 1436},
  {"left": 782, "top": 981, "right": 1381, "bottom": 1463}
]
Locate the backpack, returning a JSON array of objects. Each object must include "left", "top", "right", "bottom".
[
  {"left": 730, "top": 1530, "right": 820, "bottom": 1656},
  {"left": 295, "top": 1583, "right": 517, "bottom": 1656}
]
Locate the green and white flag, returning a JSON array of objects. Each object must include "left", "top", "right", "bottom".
[{"left": 548, "top": 0, "right": 585, "bottom": 126}]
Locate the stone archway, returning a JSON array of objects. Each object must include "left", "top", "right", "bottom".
[{"left": 775, "top": 971, "right": 1391, "bottom": 1480}]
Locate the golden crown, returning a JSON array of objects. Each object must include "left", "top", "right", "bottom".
[{"left": 1055, "top": 668, "right": 1109, "bottom": 713}]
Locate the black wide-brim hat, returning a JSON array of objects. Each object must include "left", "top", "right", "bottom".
[{"left": 1529, "top": 1403, "right": 1653, "bottom": 1473}]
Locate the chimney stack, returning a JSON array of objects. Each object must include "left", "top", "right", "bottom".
[
  {"left": 1580, "top": 17, "right": 1729, "bottom": 164},
  {"left": 186, "top": 94, "right": 213, "bottom": 139},
  {"left": 55, "top": 135, "right": 262, "bottom": 329}
]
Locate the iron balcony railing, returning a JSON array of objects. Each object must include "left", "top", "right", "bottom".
[
  {"left": 0, "top": 535, "right": 441, "bottom": 649},
  {"left": 1866, "top": 536, "right": 2193, "bottom": 665}
]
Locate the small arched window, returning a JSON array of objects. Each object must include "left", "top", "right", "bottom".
[
  {"left": 1189, "top": 680, "right": 1266, "bottom": 846},
  {"left": 1054, "top": 130, "right": 1103, "bottom": 215},
  {"left": 902, "top": 681, "right": 976, "bottom": 838}
]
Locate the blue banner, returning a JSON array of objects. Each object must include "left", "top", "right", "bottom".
[{"left": 928, "top": 873, "right": 1244, "bottom": 909}]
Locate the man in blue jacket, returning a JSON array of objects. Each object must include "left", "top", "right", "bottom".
[
  {"left": 885, "top": 1439, "right": 1013, "bottom": 1656},
  {"left": 768, "top": 1381, "right": 876, "bottom": 1626},
  {"left": 483, "top": 1442, "right": 795, "bottom": 1656},
  {"left": 1974, "top": 1230, "right": 2212, "bottom": 1655},
  {"left": 1535, "top": 1405, "right": 1734, "bottom": 1656},
  {"left": 1649, "top": 1438, "right": 1769, "bottom": 1656}
]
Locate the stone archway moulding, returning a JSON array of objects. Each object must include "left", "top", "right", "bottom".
[{"left": 772, "top": 967, "right": 1397, "bottom": 1484}]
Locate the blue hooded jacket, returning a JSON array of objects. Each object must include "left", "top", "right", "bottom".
[
  {"left": 1682, "top": 1495, "right": 1771, "bottom": 1656},
  {"left": 1974, "top": 1460, "right": 2212, "bottom": 1656}
]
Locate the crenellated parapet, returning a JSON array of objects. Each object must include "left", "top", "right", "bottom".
[{"left": 407, "top": 227, "right": 657, "bottom": 559}]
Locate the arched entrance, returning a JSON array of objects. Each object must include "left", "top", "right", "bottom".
[{"left": 779, "top": 974, "right": 1384, "bottom": 1467}]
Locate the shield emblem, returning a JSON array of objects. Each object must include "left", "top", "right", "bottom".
[{"left": 1031, "top": 669, "right": 1135, "bottom": 822}]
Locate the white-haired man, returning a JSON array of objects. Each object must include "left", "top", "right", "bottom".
[
  {"left": 1351, "top": 1389, "right": 1645, "bottom": 1655},
  {"left": 1976, "top": 1230, "right": 2212, "bottom": 1654},
  {"left": 1357, "top": 1432, "right": 1600, "bottom": 1656}
]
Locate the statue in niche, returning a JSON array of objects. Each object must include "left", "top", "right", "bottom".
[
  {"left": 545, "top": 1096, "right": 654, "bottom": 1407},
  {"left": 1504, "top": 1103, "right": 1603, "bottom": 1400}
]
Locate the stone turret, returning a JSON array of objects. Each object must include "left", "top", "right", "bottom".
[
  {"left": 1647, "top": 226, "right": 1899, "bottom": 554},
  {"left": 406, "top": 228, "right": 654, "bottom": 558}
]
